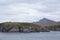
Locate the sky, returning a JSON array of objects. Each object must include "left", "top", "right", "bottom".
[{"left": 0, "top": 0, "right": 60, "bottom": 22}]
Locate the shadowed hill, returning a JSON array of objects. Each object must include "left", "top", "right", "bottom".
[
  {"left": 33, "top": 18, "right": 60, "bottom": 31},
  {"left": 33, "top": 18, "right": 56, "bottom": 25}
]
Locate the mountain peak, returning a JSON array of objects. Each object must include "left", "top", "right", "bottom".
[
  {"left": 42, "top": 18, "right": 48, "bottom": 20},
  {"left": 33, "top": 18, "right": 56, "bottom": 25},
  {"left": 40, "top": 18, "right": 49, "bottom": 21},
  {"left": 40, "top": 18, "right": 55, "bottom": 22}
]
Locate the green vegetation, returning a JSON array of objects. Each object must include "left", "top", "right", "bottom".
[
  {"left": 0, "top": 22, "right": 60, "bottom": 32},
  {"left": 0, "top": 22, "right": 41, "bottom": 32},
  {"left": 40, "top": 22, "right": 60, "bottom": 31}
]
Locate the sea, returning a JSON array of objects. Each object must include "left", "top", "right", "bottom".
[{"left": 0, "top": 31, "right": 60, "bottom": 40}]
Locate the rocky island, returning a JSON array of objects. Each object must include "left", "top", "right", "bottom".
[{"left": 0, "top": 18, "right": 60, "bottom": 32}]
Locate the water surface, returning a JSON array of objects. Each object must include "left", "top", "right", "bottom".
[{"left": 0, "top": 32, "right": 60, "bottom": 40}]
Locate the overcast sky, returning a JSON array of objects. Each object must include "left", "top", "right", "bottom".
[{"left": 0, "top": 0, "right": 60, "bottom": 22}]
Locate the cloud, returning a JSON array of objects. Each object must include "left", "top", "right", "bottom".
[{"left": 0, "top": 0, "right": 60, "bottom": 22}]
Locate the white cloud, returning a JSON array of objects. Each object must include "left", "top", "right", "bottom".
[{"left": 0, "top": 0, "right": 60, "bottom": 22}]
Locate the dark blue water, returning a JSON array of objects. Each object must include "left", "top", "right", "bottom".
[{"left": 0, "top": 31, "right": 60, "bottom": 40}]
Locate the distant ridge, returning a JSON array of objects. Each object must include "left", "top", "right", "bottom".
[{"left": 33, "top": 18, "right": 56, "bottom": 25}]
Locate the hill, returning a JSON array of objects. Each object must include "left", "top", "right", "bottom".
[{"left": 33, "top": 18, "right": 56, "bottom": 25}]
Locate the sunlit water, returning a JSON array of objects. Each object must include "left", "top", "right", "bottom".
[{"left": 0, "top": 31, "right": 60, "bottom": 40}]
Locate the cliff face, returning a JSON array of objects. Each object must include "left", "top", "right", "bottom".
[{"left": 0, "top": 22, "right": 41, "bottom": 32}]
